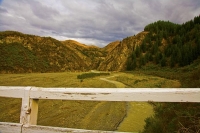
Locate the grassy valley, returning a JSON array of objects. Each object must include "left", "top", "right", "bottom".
[
  {"left": 0, "top": 16, "right": 200, "bottom": 132},
  {"left": 0, "top": 70, "right": 184, "bottom": 132}
]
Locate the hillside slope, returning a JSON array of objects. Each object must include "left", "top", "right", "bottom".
[
  {"left": 126, "top": 16, "right": 200, "bottom": 70},
  {"left": 98, "top": 32, "right": 148, "bottom": 71},
  {"left": 0, "top": 30, "right": 148, "bottom": 73},
  {"left": 1, "top": 16, "right": 200, "bottom": 73},
  {"left": 0, "top": 31, "right": 105, "bottom": 73},
  {"left": 62, "top": 40, "right": 106, "bottom": 69}
]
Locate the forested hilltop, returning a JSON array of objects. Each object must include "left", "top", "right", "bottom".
[{"left": 127, "top": 16, "right": 200, "bottom": 70}]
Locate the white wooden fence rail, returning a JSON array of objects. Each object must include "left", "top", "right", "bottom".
[{"left": 0, "top": 86, "right": 200, "bottom": 133}]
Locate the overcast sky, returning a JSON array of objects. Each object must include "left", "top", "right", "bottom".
[{"left": 0, "top": 0, "right": 200, "bottom": 47}]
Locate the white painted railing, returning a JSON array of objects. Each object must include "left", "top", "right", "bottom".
[{"left": 0, "top": 86, "right": 200, "bottom": 133}]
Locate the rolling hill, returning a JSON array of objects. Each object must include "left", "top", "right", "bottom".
[
  {"left": 0, "top": 16, "right": 200, "bottom": 73},
  {"left": 0, "top": 31, "right": 106, "bottom": 73}
]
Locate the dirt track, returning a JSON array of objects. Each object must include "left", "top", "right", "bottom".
[{"left": 100, "top": 75, "right": 126, "bottom": 88}]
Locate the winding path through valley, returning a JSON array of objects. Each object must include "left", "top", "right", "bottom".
[
  {"left": 99, "top": 74, "right": 152, "bottom": 132},
  {"left": 100, "top": 74, "right": 133, "bottom": 130},
  {"left": 100, "top": 74, "right": 127, "bottom": 88}
]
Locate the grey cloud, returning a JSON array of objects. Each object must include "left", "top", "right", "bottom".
[
  {"left": 28, "top": 0, "right": 60, "bottom": 20},
  {"left": 0, "top": 0, "right": 200, "bottom": 47},
  {"left": 0, "top": 6, "right": 8, "bottom": 13}
]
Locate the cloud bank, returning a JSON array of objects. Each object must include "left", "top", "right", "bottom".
[{"left": 0, "top": 0, "right": 200, "bottom": 47}]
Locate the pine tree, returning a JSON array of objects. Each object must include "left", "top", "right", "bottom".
[
  {"left": 139, "top": 54, "right": 146, "bottom": 67},
  {"left": 132, "top": 58, "right": 137, "bottom": 70},
  {"left": 160, "top": 54, "right": 166, "bottom": 67},
  {"left": 151, "top": 42, "right": 159, "bottom": 55},
  {"left": 177, "top": 49, "right": 182, "bottom": 66},
  {"left": 194, "top": 16, "right": 200, "bottom": 24},
  {"left": 149, "top": 53, "right": 153, "bottom": 61},
  {"left": 196, "top": 38, "right": 200, "bottom": 56},
  {"left": 170, "top": 56, "right": 175, "bottom": 67},
  {"left": 126, "top": 58, "right": 133, "bottom": 71},
  {"left": 132, "top": 52, "right": 137, "bottom": 70},
  {"left": 144, "top": 52, "right": 150, "bottom": 63},
  {"left": 154, "top": 52, "right": 162, "bottom": 64},
  {"left": 140, "top": 40, "right": 147, "bottom": 53},
  {"left": 126, "top": 52, "right": 137, "bottom": 70},
  {"left": 135, "top": 45, "right": 141, "bottom": 58}
]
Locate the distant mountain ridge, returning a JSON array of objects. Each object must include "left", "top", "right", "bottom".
[{"left": 1, "top": 16, "right": 200, "bottom": 73}]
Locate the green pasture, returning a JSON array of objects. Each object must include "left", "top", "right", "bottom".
[{"left": 0, "top": 71, "right": 181, "bottom": 132}]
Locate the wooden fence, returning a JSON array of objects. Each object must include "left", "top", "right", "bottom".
[{"left": 0, "top": 86, "right": 200, "bottom": 133}]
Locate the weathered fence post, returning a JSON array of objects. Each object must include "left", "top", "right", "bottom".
[
  {"left": 20, "top": 87, "right": 39, "bottom": 126},
  {"left": 29, "top": 99, "right": 39, "bottom": 125},
  {"left": 20, "top": 87, "right": 31, "bottom": 125}
]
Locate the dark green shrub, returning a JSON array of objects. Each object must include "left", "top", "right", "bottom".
[{"left": 77, "top": 72, "right": 110, "bottom": 79}]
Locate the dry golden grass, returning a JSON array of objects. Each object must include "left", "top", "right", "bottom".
[
  {"left": 0, "top": 72, "right": 115, "bottom": 88},
  {"left": 0, "top": 97, "right": 21, "bottom": 123},
  {"left": 110, "top": 72, "right": 181, "bottom": 88},
  {"left": 0, "top": 72, "right": 125, "bottom": 131},
  {"left": 0, "top": 71, "right": 181, "bottom": 132},
  {"left": 117, "top": 102, "right": 153, "bottom": 132},
  {"left": 109, "top": 72, "right": 181, "bottom": 132}
]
